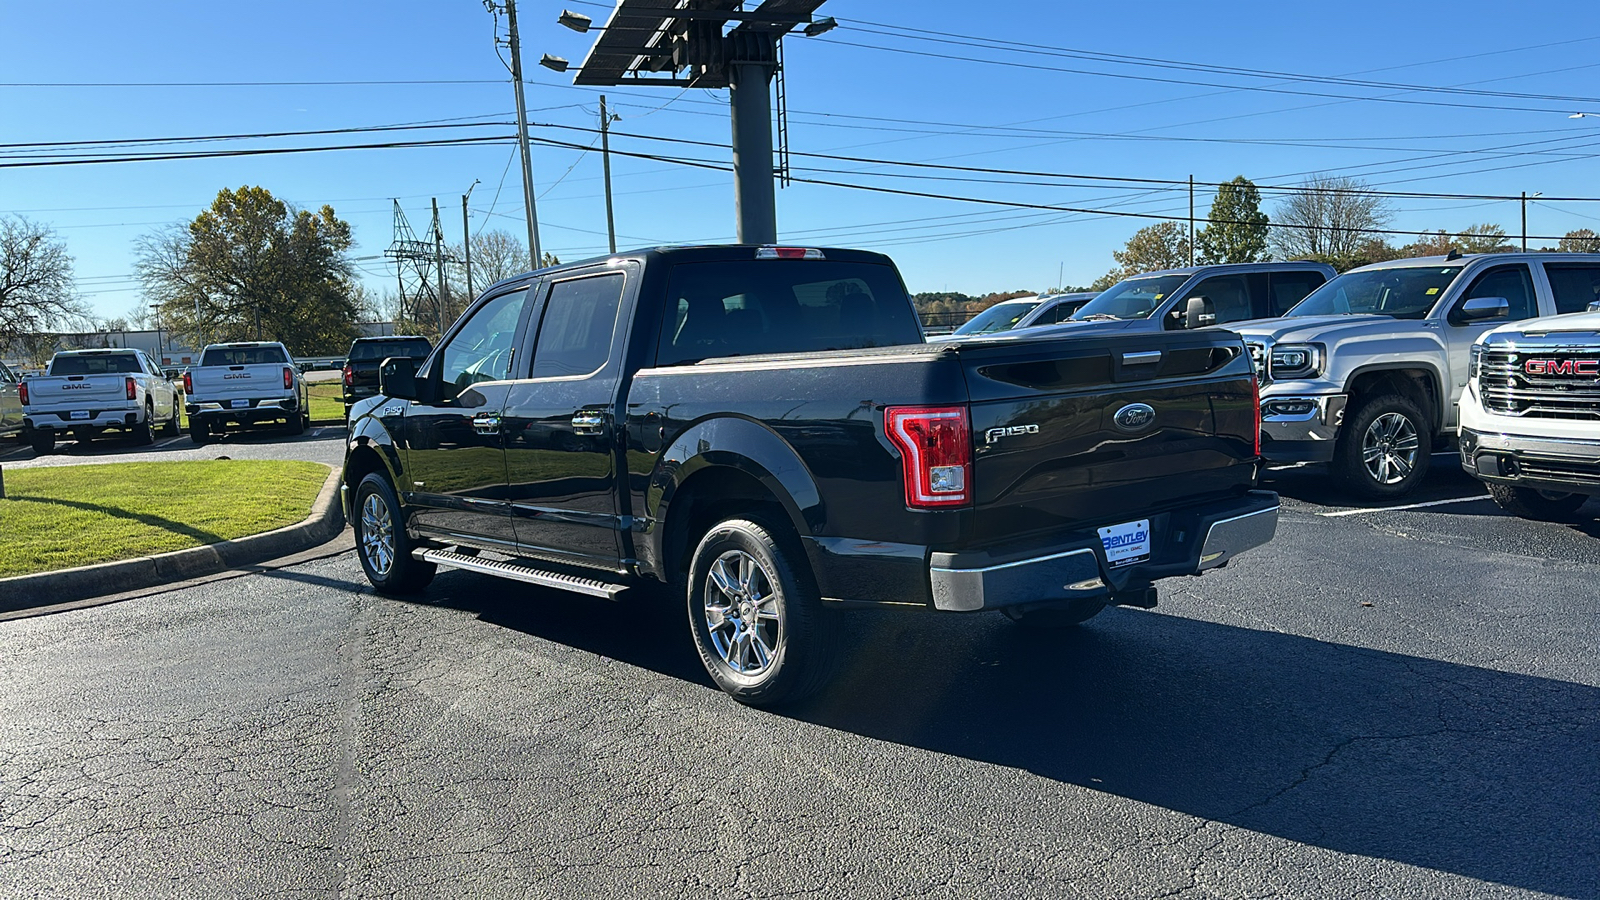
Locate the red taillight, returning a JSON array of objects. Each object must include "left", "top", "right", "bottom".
[
  {"left": 18, "top": 382, "right": 28, "bottom": 405},
  {"left": 1251, "top": 373, "right": 1262, "bottom": 459},
  {"left": 885, "top": 406, "right": 972, "bottom": 508},
  {"left": 343, "top": 364, "right": 354, "bottom": 386},
  {"left": 125, "top": 376, "right": 137, "bottom": 400},
  {"left": 284, "top": 366, "right": 294, "bottom": 389},
  {"left": 183, "top": 371, "right": 193, "bottom": 394}
]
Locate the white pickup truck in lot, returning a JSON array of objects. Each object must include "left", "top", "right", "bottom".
[
  {"left": 20, "top": 348, "right": 181, "bottom": 453},
  {"left": 183, "top": 341, "right": 310, "bottom": 444},
  {"left": 1461, "top": 299, "right": 1600, "bottom": 520},
  {"left": 1233, "top": 252, "right": 1598, "bottom": 498}
]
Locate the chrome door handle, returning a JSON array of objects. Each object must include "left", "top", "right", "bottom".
[
  {"left": 571, "top": 412, "right": 605, "bottom": 435},
  {"left": 472, "top": 414, "right": 501, "bottom": 435}
]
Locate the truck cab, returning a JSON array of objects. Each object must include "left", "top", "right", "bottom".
[{"left": 1070, "top": 261, "right": 1335, "bottom": 331}]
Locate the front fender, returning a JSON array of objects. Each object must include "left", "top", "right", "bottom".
[
  {"left": 344, "top": 408, "right": 405, "bottom": 513},
  {"left": 644, "top": 415, "right": 823, "bottom": 575}
]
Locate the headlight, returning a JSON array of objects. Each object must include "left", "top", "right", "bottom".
[
  {"left": 1268, "top": 343, "right": 1323, "bottom": 379},
  {"left": 1468, "top": 343, "right": 1484, "bottom": 381}
]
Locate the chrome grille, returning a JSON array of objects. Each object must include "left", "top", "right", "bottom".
[{"left": 1480, "top": 348, "right": 1600, "bottom": 419}]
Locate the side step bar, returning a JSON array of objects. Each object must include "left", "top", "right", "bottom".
[{"left": 413, "top": 548, "right": 629, "bottom": 600}]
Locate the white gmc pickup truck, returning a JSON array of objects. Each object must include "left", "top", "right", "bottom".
[
  {"left": 183, "top": 342, "right": 310, "bottom": 444},
  {"left": 1461, "top": 304, "right": 1600, "bottom": 521},
  {"left": 20, "top": 348, "right": 182, "bottom": 453}
]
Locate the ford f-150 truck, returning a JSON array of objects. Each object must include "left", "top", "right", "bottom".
[
  {"left": 21, "top": 348, "right": 181, "bottom": 453},
  {"left": 343, "top": 245, "right": 1279, "bottom": 706},
  {"left": 1461, "top": 302, "right": 1600, "bottom": 520},
  {"left": 1233, "top": 253, "right": 1592, "bottom": 498},
  {"left": 183, "top": 342, "right": 309, "bottom": 443}
]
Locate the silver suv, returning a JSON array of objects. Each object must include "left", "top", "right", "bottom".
[{"left": 1233, "top": 252, "right": 1600, "bottom": 497}]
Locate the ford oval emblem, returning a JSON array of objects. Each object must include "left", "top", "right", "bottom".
[{"left": 1113, "top": 403, "right": 1156, "bottom": 432}]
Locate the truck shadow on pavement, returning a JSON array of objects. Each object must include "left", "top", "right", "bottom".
[{"left": 420, "top": 570, "right": 1597, "bottom": 898}]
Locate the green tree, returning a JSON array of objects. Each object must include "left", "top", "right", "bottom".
[
  {"left": 1112, "top": 221, "right": 1193, "bottom": 278},
  {"left": 0, "top": 215, "right": 90, "bottom": 348},
  {"left": 1557, "top": 228, "right": 1600, "bottom": 253},
  {"left": 136, "top": 186, "right": 360, "bottom": 354},
  {"left": 1197, "top": 176, "right": 1269, "bottom": 264},
  {"left": 1399, "top": 223, "right": 1516, "bottom": 257}
]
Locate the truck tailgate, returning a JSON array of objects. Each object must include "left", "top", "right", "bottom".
[
  {"left": 956, "top": 328, "right": 1256, "bottom": 542},
  {"left": 24, "top": 375, "right": 129, "bottom": 409},
  {"left": 191, "top": 364, "right": 286, "bottom": 401}
]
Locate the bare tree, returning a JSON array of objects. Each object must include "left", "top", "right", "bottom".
[
  {"left": 1270, "top": 175, "right": 1393, "bottom": 262},
  {"left": 468, "top": 230, "right": 532, "bottom": 286},
  {"left": 0, "top": 215, "right": 90, "bottom": 346}
]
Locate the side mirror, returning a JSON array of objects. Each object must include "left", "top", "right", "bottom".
[
  {"left": 379, "top": 356, "right": 419, "bottom": 400},
  {"left": 1184, "top": 296, "right": 1215, "bottom": 329},
  {"left": 1457, "top": 296, "right": 1510, "bottom": 322}
]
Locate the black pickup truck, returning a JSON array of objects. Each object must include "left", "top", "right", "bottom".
[
  {"left": 341, "top": 335, "right": 432, "bottom": 420},
  {"left": 343, "top": 245, "right": 1278, "bottom": 705}
]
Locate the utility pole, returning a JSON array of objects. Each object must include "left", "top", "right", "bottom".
[
  {"left": 462, "top": 179, "right": 478, "bottom": 301},
  {"left": 504, "top": 0, "right": 542, "bottom": 266},
  {"left": 600, "top": 95, "right": 616, "bottom": 254},
  {"left": 730, "top": 56, "right": 778, "bottom": 244},
  {"left": 432, "top": 198, "right": 447, "bottom": 340},
  {"left": 1188, "top": 175, "right": 1196, "bottom": 266},
  {"left": 1521, "top": 191, "right": 1528, "bottom": 251}
]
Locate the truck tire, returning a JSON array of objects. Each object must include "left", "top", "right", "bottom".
[
  {"left": 1003, "top": 598, "right": 1107, "bottom": 629},
  {"left": 164, "top": 408, "right": 182, "bottom": 436},
  {"left": 131, "top": 406, "right": 155, "bottom": 445},
  {"left": 190, "top": 420, "right": 210, "bottom": 445},
  {"left": 687, "top": 516, "right": 838, "bottom": 708},
  {"left": 354, "top": 472, "right": 436, "bottom": 595},
  {"left": 1487, "top": 483, "right": 1588, "bottom": 522},
  {"left": 27, "top": 429, "right": 53, "bottom": 455},
  {"left": 1332, "top": 393, "right": 1430, "bottom": 499},
  {"left": 288, "top": 409, "right": 306, "bottom": 435}
]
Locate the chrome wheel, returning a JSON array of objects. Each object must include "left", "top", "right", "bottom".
[
  {"left": 1361, "top": 411, "right": 1419, "bottom": 485},
  {"left": 703, "top": 550, "right": 781, "bottom": 676},
  {"left": 360, "top": 492, "right": 396, "bottom": 577}
]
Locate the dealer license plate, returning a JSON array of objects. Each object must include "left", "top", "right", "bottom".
[
  {"left": 1098, "top": 519, "right": 1151, "bottom": 568},
  {"left": 69, "top": 410, "right": 89, "bottom": 420},
  {"left": 230, "top": 399, "right": 249, "bottom": 409}
]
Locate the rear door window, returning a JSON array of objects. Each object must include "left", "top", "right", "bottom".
[
  {"left": 1542, "top": 262, "right": 1600, "bottom": 315},
  {"left": 656, "top": 261, "right": 922, "bottom": 366},
  {"left": 529, "top": 273, "right": 626, "bottom": 378},
  {"left": 1268, "top": 271, "right": 1326, "bottom": 316}
]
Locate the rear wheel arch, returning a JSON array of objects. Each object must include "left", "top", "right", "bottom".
[{"left": 657, "top": 464, "right": 800, "bottom": 589}]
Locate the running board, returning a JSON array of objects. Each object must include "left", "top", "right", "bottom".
[{"left": 414, "top": 549, "right": 628, "bottom": 600}]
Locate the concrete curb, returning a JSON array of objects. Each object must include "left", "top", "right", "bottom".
[{"left": 0, "top": 464, "right": 347, "bottom": 612}]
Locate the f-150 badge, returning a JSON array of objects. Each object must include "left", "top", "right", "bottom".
[{"left": 985, "top": 424, "right": 1038, "bottom": 444}]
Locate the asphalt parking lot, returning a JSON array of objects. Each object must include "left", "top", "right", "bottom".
[
  {"left": 0, "top": 424, "right": 344, "bottom": 471},
  {"left": 0, "top": 451, "right": 1595, "bottom": 898}
]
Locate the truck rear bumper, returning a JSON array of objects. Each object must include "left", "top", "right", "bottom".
[
  {"left": 1460, "top": 427, "right": 1600, "bottom": 496},
  {"left": 25, "top": 409, "right": 140, "bottom": 431},
  {"left": 926, "top": 491, "right": 1280, "bottom": 612},
  {"left": 188, "top": 397, "right": 299, "bottom": 424}
]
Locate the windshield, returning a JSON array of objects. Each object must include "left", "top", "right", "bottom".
[
  {"left": 1072, "top": 274, "right": 1190, "bottom": 320},
  {"left": 350, "top": 339, "right": 432, "bottom": 361},
  {"left": 1288, "top": 266, "right": 1463, "bottom": 319},
  {"left": 953, "top": 300, "right": 1044, "bottom": 335}
]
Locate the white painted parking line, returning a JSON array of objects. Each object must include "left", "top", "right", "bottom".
[{"left": 1319, "top": 495, "right": 1493, "bottom": 518}]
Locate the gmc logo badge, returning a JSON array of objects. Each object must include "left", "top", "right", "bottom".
[{"left": 1525, "top": 359, "right": 1600, "bottom": 377}]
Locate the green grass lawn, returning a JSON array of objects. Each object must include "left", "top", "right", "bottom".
[
  {"left": 308, "top": 382, "right": 345, "bottom": 424},
  {"left": 0, "top": 460, "right": 329, "bottom": 578}
]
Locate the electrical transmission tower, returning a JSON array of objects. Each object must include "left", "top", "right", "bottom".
[{"left": 384, "top": 200, "right": 458, "bottom": 337}]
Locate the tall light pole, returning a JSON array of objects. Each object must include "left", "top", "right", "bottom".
[
  {"left": 462, "top": 179, "right": 479, "bottom": 300},
  {"left": 494, "top": 0, "right": 542, "bottom": 267}
]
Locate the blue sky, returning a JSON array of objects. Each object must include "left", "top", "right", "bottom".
[{"left": 5, "top": 0, "right": 1599, "bottom": 321}]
